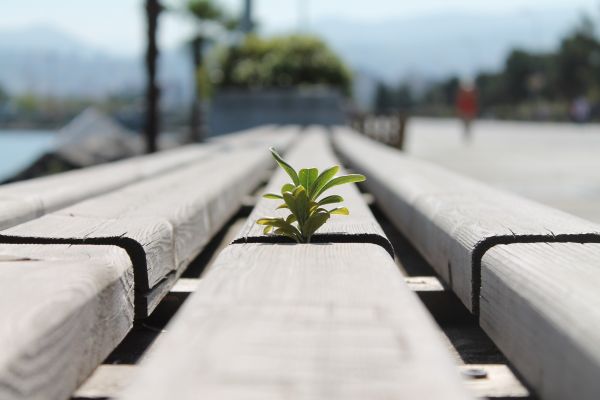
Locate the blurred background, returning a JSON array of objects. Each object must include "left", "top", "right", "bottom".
[{"left": 1, "top": 0, "right": 600, "bottom": 222}]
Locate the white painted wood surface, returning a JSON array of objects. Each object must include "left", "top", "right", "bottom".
[
  {"left": 0, "top": 125, "right": 292, "bottom": 231},
  {"left": 0, "top": 244, "right": 134, "bottom": 400},
  {"left": 480, "top": 242, "right": 600, "bottom": 400},
  {"left": 333, "top": 127, "right": 600, "bottom": 312},
  {"left": 235, "top": 127, "right": 391, "bottom": 254},
  {"left": 121, "top": 243, "right": 471, "bottom": 400}
]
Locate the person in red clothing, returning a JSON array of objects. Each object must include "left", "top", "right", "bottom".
[{"left": 456, "top": 81, "right": 478, "bottom": 141}]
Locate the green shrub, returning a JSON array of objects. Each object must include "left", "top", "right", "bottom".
[{"left": 214, "top": 35, "right": 352, "bottom": 96}]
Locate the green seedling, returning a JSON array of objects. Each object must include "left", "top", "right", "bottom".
[{"left": 257, "top": 147, "right": 366, "bottom": 243}]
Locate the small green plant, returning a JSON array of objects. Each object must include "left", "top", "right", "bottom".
[{"left": 257, "top": 148, "right": 366, "bottom": 243}]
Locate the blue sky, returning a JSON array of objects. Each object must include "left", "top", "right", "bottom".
[{"left": 2, "top": 0, "right": 599, "bottom": 55}]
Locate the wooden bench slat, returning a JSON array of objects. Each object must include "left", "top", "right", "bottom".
[
  {"left": 0, "top": 127, "right": 298, "bottom": 317},
  {"left": 333, "top": 127, "right": 600, "bottom": 312},
  {"left": 0, "top": 244, "right": 133, "bottom": 400},
  {"left": 0, "top": 125, "right": 287, "bottom": 231},
  {"left": 234, "top": 127, "right": 391, "bottom": 254},
  {"left": 480, "top": 242, "right": 600, "bottom": 400},
  {"left": 121, "top": 243, "right": 471, "bottom": 400}
]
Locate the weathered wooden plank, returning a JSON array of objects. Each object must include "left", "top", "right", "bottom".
[
  {"left": 0, "top": 145, "right": 280, "bottom": 316},
  {"left": 209, "top": 124, "right": 297, "bottom": 149},
  {"left": 0, "top": 125, "right": 290, "bottom": 231},
  {"left": 234, "top": 127, "right": 392, "bottom": 255},
  {"left": 72, "top": 365, "right": 136, "bottom": 400},
  {"left": 0, "top": 243, "right": 134, "bottom": 400},
  {"left": 121, "top": 243, "right": 471, "bottom": 400},
  {"left": 333, "top": 127, "right": 600, "bottom": 312},
  {"left": 480, "top": 242, "right": 600, "bottom": 400},
  {"left": 0, "top": 145, "right": 209, "bottom": 231},
  {"left": 459, "top": 364, "right": 530, "bottom": 399}
]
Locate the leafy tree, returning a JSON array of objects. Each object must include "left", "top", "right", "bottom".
[
  {"left": 556, "top": 15, "right": 600, "bottom": 100},
  {"left": 185, "top": 0, "right": 236, "bottom": 142},
  {"left": 215, "top": 35, "right": 352, "bottom": 96},
  {"left": 374, "top": 82, "right": 414, "bottom": 113}
]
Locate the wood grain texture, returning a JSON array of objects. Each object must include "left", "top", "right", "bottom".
[
  {"left": 234, "top": 127, "right": 392, "bottom": 255},
  {"left": 121, "top": 243, "right": 471, "bottom": 400},
  {"left": 0, "top": 244, "right": 134, "bottom": 400},
  {"left": 0, "top": 149, "right": 270, "bottom": 316},
  {"left": 0, "top": 125, "right": 292, "bottom": 231},
  {"left": 0, "top": 129, "right": 298, "bottom": 317},
  {"left": 480, "top": 242, "right": 600, "bottom": 400},
  {"left": 210, "top": 124, "right": 298, "bottom": 151},
  {"left": 0, "top": 144, "right": 209, "bottom": 231},
  {"left": 333, "top": 127, "right": 600, "bottom": 312}
]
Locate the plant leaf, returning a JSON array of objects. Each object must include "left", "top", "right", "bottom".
[
  {"left": 282, "top": 192, "right": 297, "bottom": 218},
  {"left": 263, "top": 193, "right": 283, "bottom": 200},
  {"left": 316, "top": 174, "right": 366, "bottom": 197},
  {"left": 276, "top": 203, "right": 289, "bottom": 209},
  {"left": 299, "top": 168, "right": 319, "bottom": 193},
  {"left": 329, "top": 207, "right": 350, "bottom": 215},
  {"left": 270, "top": 147, "right": 300, "bottom": 186},
  {"left": 274, "top": 228, "right": 302, "bottom": 243},
  {"left": 263, "top": 225, "right": 273, "bottom": 234},
  {"left": 293, "top": 186, "right": 309, "bottom": 224},
  {"left": 310, "top": 165, "right": 340, "bottom": 200},
  {"left": 281, "top": 183, "right": 295, "bottom": 193},
  {"left": 302, "top": 212, "right": 330, "bottom": 240},
  {"left": 317, "top": 195, "right": 344, "bottom": 206}
]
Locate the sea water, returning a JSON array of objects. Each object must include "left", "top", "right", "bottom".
[{"left": 0, "top": 130, "right": 55, "bottom": 182}]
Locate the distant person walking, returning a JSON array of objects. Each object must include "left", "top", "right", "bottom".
[
  {"left": 570, "top": 96, "right": 591, "bottom": 123},
  {"left": 456, "top": 81, "right": 478, "bottom": 141}
]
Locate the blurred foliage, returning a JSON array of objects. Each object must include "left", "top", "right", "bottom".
[
  {"left": 0, "top": 85, "right": 7, "bottom": 104},
  {"left": 213, "top": 35, "right": 352, "bottom": 96},
  {"left": 381, "top": 14, "right": 600, "bottom": 121},
  {"left": 187, "top": 0, "right": 223, "bottom": 21},
  {"left": 374, "top": 82, "right": 415, "bottom": 114}
]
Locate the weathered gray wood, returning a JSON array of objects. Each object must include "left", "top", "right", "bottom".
[
  {"left": 0, "top": 243, "right": 134, "bottom": 400},
  {"left": 480, "top": 242, "right": 600, "bottom": 400},
  {"left": 72, "top": 365, "right": 136, "bottom": 400},
  {"left": 234, "top": 127, "right": 391, "bottom": 255},
  {"left": 0, "top": 144, "right": 281, "bottom": 316},
  {"left": 333, "top": 127, "right": 600, "bottom": 312},
  {"left": 458, "top": 365, "right": 530, "bottom": 399},
  {"left": 0, "top": 125, "right": 293, "bottom": 231},
  {"left": 121, "top": 243, "right": 471, "bottom": 400},
  {"left": 0, "top": 145, "right": 210, "bottom": 231},
  {"left": 209, "top": 124, "right": 297, "bottom": 149}
]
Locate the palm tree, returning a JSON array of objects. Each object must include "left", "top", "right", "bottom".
[
  {"left": 144, "top": 0, "right": 163, "bottom": 153},
  {"left": 186, "top": 0, "right": 226, "bottom": 143}
]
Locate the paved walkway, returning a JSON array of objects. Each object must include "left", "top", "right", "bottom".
[{"left": 404, "top": 118, "right": 600, "bottom": 224}]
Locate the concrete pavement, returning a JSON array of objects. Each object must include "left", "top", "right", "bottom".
[{"left": 404, "top": 118, "right": 600, "bottom": 224}]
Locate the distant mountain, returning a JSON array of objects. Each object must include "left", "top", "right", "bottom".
[
  {"left": 0, "top": 25, "right": 194, "bottom": 106},
  {"left": 314, "top": 6, "right": 587, "bottom": 82},
  {"left": 0, "top": 6, "right": 590, "bottom": 108},
  {"left": 0, "top": 25, "right": 91, "bottom": 54}
]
